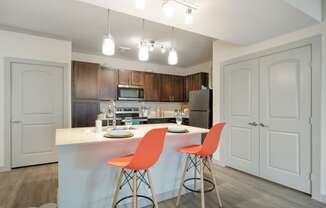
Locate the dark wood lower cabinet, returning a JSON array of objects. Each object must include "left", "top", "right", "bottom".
[{"left": 72, "top": 101, "right": 99, "bottom": 127}]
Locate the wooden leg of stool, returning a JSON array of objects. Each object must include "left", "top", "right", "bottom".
[
  {"left": 200, "top": 157, "right": 205, "bottom": 208},
  {"left": 133, "top": 171, "right": 138, "bottom": 208},
  {"left": 208, "top": 158, "right": 222, "bottom": 207},
  {"left": 176, "top": 154, "right": 190, "bottom": 206},
  {"left": 112, "top": 169, "right": 123, "bottom": 208},
  {"left": 147, "top": 169, "right": 159, "bottom": 208}
]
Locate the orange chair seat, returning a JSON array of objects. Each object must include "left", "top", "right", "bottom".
[
  {"left": 177, "top": 145, "right": 203, "bottom": 155},
  {"left": 107, "top": 154, "right": 134, "bottom": 168}
]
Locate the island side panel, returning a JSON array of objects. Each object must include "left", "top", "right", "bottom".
[{"left": 57, "top": 133, "right": 201, "bottom": 208}]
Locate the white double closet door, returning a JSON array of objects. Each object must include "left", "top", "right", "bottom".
[{"left": 224, "top": 46, "right": 312, "bottom": 193}]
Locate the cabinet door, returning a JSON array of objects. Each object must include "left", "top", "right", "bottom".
[
  {"left": 160, "top": 74, "right": 173, "bottom": 101},
  {"left": 118, "top": 70, "right": 131, "bottom": 85},
  {"left": 131, "top": 71, "right": 144, "bottom": 86},
  {"left": 98, "top": 67, "right": 117, "bottom": 100},
  {"left": 72, "top": 61, "right": 99, "bottom": 99},
  {"left": 72, "top": 101, "right": 99, "bottom": 127},
  {"left": 223, "top": 59, "right": 260, "bottom": 176},
  {"left": 144, "top": 73, "right": 160, "bottom": 101},
  {"left": 260, "top": 46, "right": 311, "bottom": 193},
  {"left": 173, "top": 75, "right": 185, "bottom": 102},
  {"left": 185, "top": 73, "right": 209, "bottom": 101}
]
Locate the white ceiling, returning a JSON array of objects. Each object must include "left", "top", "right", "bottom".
[
  {"left": 77, "top": 0, "right": 320, "bottom": 45},
  {"left": 0, "top": 0, "right": 321, "bottom": 67},
  {"left": 0, "top": 0, "right": 213, "bottom": 67}
]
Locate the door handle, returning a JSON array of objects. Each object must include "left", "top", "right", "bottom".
[
  {"left": 248, "top": 122, "right": 258, "bottom": 126},
  {"left": 259, "top": 123, "right": 268, "bottom": 128},
  {"left": 11, "top": 120, "right": 22, "bottom": 123}
]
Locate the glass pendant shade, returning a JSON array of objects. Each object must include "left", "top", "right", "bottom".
[
  {"left": 102, "top": 34, "right": 115, "bottom": 56},
  {"left": 136, "top": 0, "right": 146, "bottom": 9},
  {"left": 162, "top": 1, "right": 175, "bottom": 17},
  {"left": 168, "top": 48, "right": 178, "bottom": 65},
  {"left": 185, "top": 8, "right": 193, "bottom": 25},
  {"left": 138, "top": 43, "right": 149, "bottom": 61}
]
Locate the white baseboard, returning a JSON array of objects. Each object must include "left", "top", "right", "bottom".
[
  {"left": 212, "top": 159, "right": 226, "bottom": 167},
  {"left": 0, "top": 166, "right": 11, "bottom": 172},
  {"left": 312, "top": 193, "right": 326, "bottom": 204}
]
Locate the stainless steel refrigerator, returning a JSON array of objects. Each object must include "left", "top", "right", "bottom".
[{"left": 189, "top": 89, "right": 212, "bottom": 129}]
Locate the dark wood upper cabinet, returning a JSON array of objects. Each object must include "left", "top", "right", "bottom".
[
  {"left": 72, "top": 61, "right": 99, "bottom": 99},
  {"left": 160, "top": 74, "right": 185, "bottom": 102},
  {"left": 72, "top": 101, "right": 99, "bottom": 127},
  {"left": 118, "top": 70, "right": 144, "bottom": 86},
  {"left": 118, "top": 70, "right": 131, "bottom": 85},
  {"left": 185, "top": 72, "right": 209, "bottom": 101},
  {"left": 173, "top": 75, "right": 185, "bottom": 102},
  {"left": 144, "top": 73, "right": 160, "bottom": 101},
  {"left": 160, "top": 74, "right": 173, "bottom": 102},
  {"left": 131, "top": 71, "right": 144, "bottom": 86},
  {"left": 98, "top": 67, "right": 117, "bottom": 100}
]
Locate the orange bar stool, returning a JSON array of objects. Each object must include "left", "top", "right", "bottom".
[
  {"left": 107, "top": 128, "right": 168, "bottom": 208},
  {"left": 176, "top": 123, "right": 225, "bottom": 208}
]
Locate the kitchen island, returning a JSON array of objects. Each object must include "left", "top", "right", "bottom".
[{"left": 56, "top": 124, "right": 209, "bottom": 208}]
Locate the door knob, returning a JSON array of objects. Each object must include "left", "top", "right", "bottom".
[
  {"left": 248, "top": 122, "right": 258, "bottom": 126},
  {"left": 259, "top": 123, "right": 268, "bottom": 128}
]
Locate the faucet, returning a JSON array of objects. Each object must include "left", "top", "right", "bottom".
[{"left": 107, "top": 100, "right": 117, "bottom": 129}]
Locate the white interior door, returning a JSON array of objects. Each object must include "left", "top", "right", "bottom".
[
  {"left": 259, "top": 46, "right": 312, "bottom": 193},
  {"left": 11, "top": 62, "right": 64, "bottom": 168},
  {"left": 224, "top": 59, "right": 260, "bottom": 176}
]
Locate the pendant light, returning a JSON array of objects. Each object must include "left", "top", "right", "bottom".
[
  {"left": 185, "top": 8, "right": 193, "bottom": 25},
  {"left": 162, "top": 0, "right": 175, "bottom": 17},
  {"left": 102, "top": 9, "right": 115, "bottom": 56},
  {"left": 168, "top": 27, "right": 178, "bottom": 65},
  {"left": 138, "top": 19, "right": 149, "bottom": 61},
  {"left": 136, "top": 0, "right": 146, "bottom": 9}
]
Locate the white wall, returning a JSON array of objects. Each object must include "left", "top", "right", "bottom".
[
  {"left": 185, "top": 61, "right": 212, "bottom": 88},
  {"left": 72, "top": 52, "right": 188, "bottom": 76},
  {"left": 0, "top": 30, "right": 72, "bottom": 170},
  {"left": 212, "top": 22, "right": 326, "bottom": 202}
]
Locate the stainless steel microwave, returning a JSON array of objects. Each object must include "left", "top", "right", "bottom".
[{"left": 117, "top": 85, "right": 144, "bottom": 101}]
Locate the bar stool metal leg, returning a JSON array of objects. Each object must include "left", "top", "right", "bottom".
[
  {"left": 133, "top": 171, "right": 137, "bottom": 208},
  {"left": 147, "top": 169, "right": 159, "bottom": 208},
  {"left": 200, "top": 157, "right": 205, "bottom": 208},
  {"left": 176, "top": 154, "right": 190, "bottom": 206},
  {"left": 208, "top": 158, "right": 222, "bottom": 207},
  {"left": 112, "top": 169, "right": 123, "bottom": 208}
]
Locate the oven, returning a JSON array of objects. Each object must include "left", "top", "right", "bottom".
[{"left": 117, "top": 85, "right": 144, "bottom": 101}]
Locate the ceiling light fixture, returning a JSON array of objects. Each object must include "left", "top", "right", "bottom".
[
  {"left": 185, "top": 8, "right": 193, "bottom": 25},
  {"left": 102, "top": 9, "right": 115, "bottom": 56},
  {"left": 136, "top": 0, "right": 146, "bottom": 10},
  {"left": 162, "top": 0, "right": 175, "bottom": 17},
  {"left": 168, "top": 27, "right": 178, "bottom": 65},
  {"left": 161, "top": 46, "right": 166, "bottom": 53},
  {"left": 138, "top": 19, "right": 149, "bottom": 61},
  {"left": 161, "top": 0, "right": 198, "bottom": 23}
]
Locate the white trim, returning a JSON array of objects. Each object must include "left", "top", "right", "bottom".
[
  {"left": 212, "top": 159, "right": 226, "bottom": 167},
  {"left": 3, "top": 58, "right": 69, "bottom": 172},
  {"left": 219, "top": 36, "right": 322, "bottom": 201}
]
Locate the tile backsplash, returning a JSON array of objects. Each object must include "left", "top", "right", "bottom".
[{"left": 99, "top": 101, "right": 188, "bottom": 118}]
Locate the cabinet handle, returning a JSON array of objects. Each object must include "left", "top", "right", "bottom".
[{"left": 248, "top": 122, "right": 258, "bottom": 126}]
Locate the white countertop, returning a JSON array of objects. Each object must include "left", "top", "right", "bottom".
[{"left": 56, "top": 123, "right": 208, "bottom": 146}]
